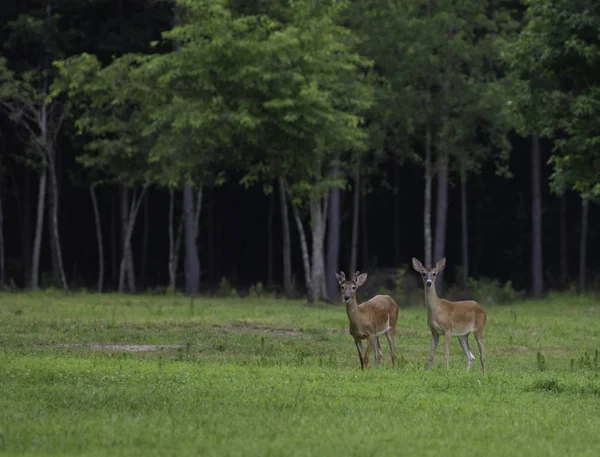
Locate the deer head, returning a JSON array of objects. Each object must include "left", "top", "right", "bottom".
[
  {"left": 335, "top": 270, "right": 368, "bottom": 303},
  {"left": 412, "top": 257, "right": 446, "bottom": 289}
]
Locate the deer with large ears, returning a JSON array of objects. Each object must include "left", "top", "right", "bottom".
[
  {"left": 335, "top": 271, "right": 399, "bottom": 370},
  {"left": 412, "top": 257, "right": 487, "bottom": 373}
]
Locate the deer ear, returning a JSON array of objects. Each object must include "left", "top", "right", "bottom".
[
  {"left": 335, "top": 271, "right": 345, "bottom": 285},
  {"left": 356, "top": 272, "right": 368, "bottom": 287},
  {"left": 412, "top": 257, "right": 425, "bottom": 273},
  {"left": 435, "top": 258, "right": 446, "bottom": 272}
]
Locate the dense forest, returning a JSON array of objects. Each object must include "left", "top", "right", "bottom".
[{"left": 0, "top": 0, "right": 598, "bottom": 303}]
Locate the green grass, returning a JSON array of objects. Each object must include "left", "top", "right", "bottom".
[{"left": 1, "top": 291, "right": 600, "bottom": 456}]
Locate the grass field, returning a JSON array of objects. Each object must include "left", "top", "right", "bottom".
[{"left": 1, "top": 291, "right": 600, "bottom": 456}]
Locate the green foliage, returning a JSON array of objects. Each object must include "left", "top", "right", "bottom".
[
  {"left": 505, "top": 0, "right": 600, "bottom": 200},
  {"left": 465, "top": 276, "right": 523, "bottom": 305},
  {"left": 218, "top": 277, "right": 239, "bottom": 298},
  {"left": 248, "top": 281, "right": 264, "bottom": 298}
]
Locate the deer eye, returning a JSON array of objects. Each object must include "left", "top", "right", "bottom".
[
  {"left": 352, "top": 286, "right": 356, "bottom": 290},
  {"left": 433, "top": 272, "right": 437, "bottom": 276}
]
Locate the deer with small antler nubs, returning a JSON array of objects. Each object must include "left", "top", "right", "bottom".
[
  {"left": 412, "top": 257, "right": 487, "bottom": 373},
  {"left": 335, "top": 271, "right": 399, "bottom": 370}
]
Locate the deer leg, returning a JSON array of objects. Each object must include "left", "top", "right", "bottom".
[
  {"left": 444, "top": 332, "right": 452, "bottom": 370},
  {"left": 364, "top": 335, "right": 375, "bottom": 369},
  {"left": 458, "top": 335, "right": 475, "bottom": 371},
  {"left": 354, "top": 339, "right": 365, "bottom": 371},
  {"left": 427, "top": 333, "right": 439, "bottom": 369},
  {"left": 374, "top": 336, "right": 382, "bottom": 366},
  {"left": 474, "top": 330, "right": 486, "bottom": 374},
  {"left": 385, "top": 330, "right": 396, "bottom": 368}
]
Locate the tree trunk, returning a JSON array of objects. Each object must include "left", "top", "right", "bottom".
[
  {"left": 460, "top": 172, "right": 469, "bottom": 289},
  {"left": 434, "top": 149, "right": 449, "bottom": 289},
  {"left": 206, "top": 188, "right": 215, "bottom": 283},
  {"left": 350, "top": 170, "right": 360, "bottom": 274},
  {"left": 22, "top": 168, "right": 32, "bottom": 287},
  {"left": 31, "top": 169, "right": 47, "bottom": 290},
  {"left": 141, "top": 191, "right": 149, "bottom": 288},
  {"left": 361, "top": 193, "right": 368, "bottom": 270},
  {"left": 111, "top": 194, "right": 118, "bottom": 289},
  {"left": 424, "top": 122, "right": 433, "bottom": 268},
  {"left": 278, "top": 177, "right": 293, "bottom": 297},
  {"left": 183, "top": 183, "right": 200, "bottom": 296},
  {"left": 90, "top": 184, "right": 104, "bottom": 293},
  {"left": 267, "top": 189, "right": 275, "bottom": 286},
  {"left": 47, "top": 158, "right": 68, "bottom": 292},
  {"left": 393, "top": 165, "right": 401, "bottom": 265},
  {"left": 168, "top": 188, "right": 184, "bottom": 291},
  {"left": 119, "top": 186, "right": 136, "bottom": 292},
  {"left": 578, "top": 197, "right": 588, "bottom": 295},
  {"left": 118, "top": 185, "right": 146, "bottom": 293},
  {"left": 559, "top": 194, "right": 568, "bottom": 286},
  {"left": 47, "top": 173, "right": 59, "bottom": 286},
  {"left": 531, "top": 134, "right": 544, "bottom": 299},
  {"left": 310, "top": 197, "right": 328, "bottom": 302},
  {"left": 326, "top": 162, "right": 341, "bottom": 300},
  {"left": 291, "top": 202, "right": 313, "bottom": 305}
]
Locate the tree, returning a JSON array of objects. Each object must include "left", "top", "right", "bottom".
[
  {"left": 505, "top": 0, "right": 600, "bottom": 295},
  {"left": 0, "top": 56, "right": 68, "bottom": 291},
  {"left": 52, "top": 53, "right": 154, "bottom": 293}
]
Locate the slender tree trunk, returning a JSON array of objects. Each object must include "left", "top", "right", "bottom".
[
  {"left": 560, "top": 194, "right": 568, "bottom": 286},
  {"left": 278, "top": 177, "right": 293, "bottom": 297},
  {"left": 350, "top": 170, "right": 360, "bottom": 274},
  {"left": 119, "top": 186, "right": 136, "bottom": 292},
  {"left": 47, "top": 158, "right": 68, "bottom": 291},
  {"left": 90, "top": 184, "right": 104, "bottom": 293},
  {"left": 183, "top": 184, "right": 200, "bottom": 296},
  {"left": 168, "top": 188, "right": 184, "bottom": 291},
  {"left": 361, "top": 193, "right": 368, "bottom": 270},
  {"left": 22, "top": 168, "right": 32, "bottom": 287},
  {"left": 111, "top": 194, "right": 118, "bottom": 289},
  {"left": 434, "top": 149, "right": 449, "bottom": 290},
  {"left": 326, "top": 162, "right": 341, "bottom": 300},
  {"left": 393, "top": 165, "right": 401, "bottom": 265},
  {"left": 460, "top": 172, "right": 469, "bottom": 289},
  {"left": 47, "top": 173, "right": 59, "bottom": 285},
  {"left": 141, "top": 191, "right": 149, "bottom": 288},
  {"left": 310, "top": 197, "right": 328, "bottom": 302},
  {"left": 206, "top": 188, "right": 215, "bottom": 283},
  {"left": 118, "top": 185, "right": 146, "bottom": 293},
  {"left": 267, "top": 190, "right": 275, "bottom": 286},
  {"left": 424, "top": 123, "right": 433, "bottom": 268},
  {"left": 291, "top": 203, "right": 313, "bottom": 305},
  {"left": 578, "top": 197, "right": 588, "bottom": 295},
  {"left": 31, "top": 169, "right": 47, "bottom": 290},
  {"left": 531, "top": 134, "right": 544, "bottom": 298}
]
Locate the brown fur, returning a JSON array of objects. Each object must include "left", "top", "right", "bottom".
[
  {"left": 335, "top": 271, "right": 399, "bottom": 370},
  {"left": 412, "top": 257, "right": 487, "bottom": 373}
]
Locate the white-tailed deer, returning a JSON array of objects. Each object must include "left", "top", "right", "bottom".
[
  {"left": 412, "top": 257, "right": 487, "bottom": 373},
  {"left": 335, "top": 271, "right": 399, "bottom": 370}
]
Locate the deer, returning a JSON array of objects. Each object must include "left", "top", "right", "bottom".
[
  {"left": 412, "top": 257, "right": 487, "bottom": 373},
  {"left": 335, "top": 271, "right": 399, "bottom": 370}
]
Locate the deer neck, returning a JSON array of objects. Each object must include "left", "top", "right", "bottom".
[
  {"left": 424, "top": 284, "right": 441, "bottom": 311},
  {"left": 345, "top": 296, "right": 360, "bottom": 323}
]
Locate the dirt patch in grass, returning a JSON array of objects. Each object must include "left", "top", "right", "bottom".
[
  {"left": 53, "top": 343, "right": 183, "bottom": 352},
  {"left": 212, "top": 324, "right": 306, "bottom": 336}
]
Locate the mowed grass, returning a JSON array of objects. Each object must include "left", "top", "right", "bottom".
[{"left": 1, "top": 292, "right": 600, "bottom": 456}]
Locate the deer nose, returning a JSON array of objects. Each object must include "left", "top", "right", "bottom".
[{"left": 426, "top": 279, "right": 432, "bottom": 287}]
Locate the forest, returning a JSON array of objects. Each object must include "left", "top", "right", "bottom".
[{"left": 0, "top": 0, "right": 599, "bottom": 303}]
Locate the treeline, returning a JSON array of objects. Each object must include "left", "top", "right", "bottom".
[{"left": 0, "top": 0, "right": 598, "bottom": 301}]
